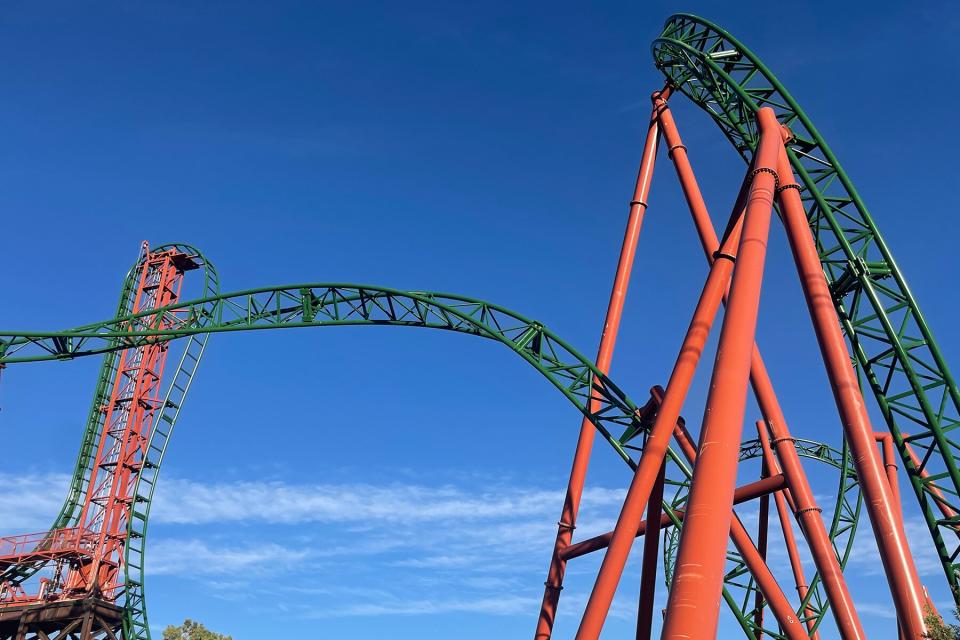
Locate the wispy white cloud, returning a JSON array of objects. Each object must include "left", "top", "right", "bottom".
[
  {"left": 300, "top": 589, "right": 635, "bottom": 621},
  {"left": 137, "top": 475, "right": 635, "bottom": 622},
  {"left": 149, "top": 477, "right": 626, "bottom": 526},
  {"left": 851, "top": 601, "right": 900, "bottom": 620},
  {"left": 148, "top": 539, "right": 308, "bottom": 576},
  {"left": 0, "top": 469, "right": 635, "bottom": 622},
  {"left": 320, "top": 594, "right": 539, "bottom": 617},
  {"left": 0, "top": 469, "right": 936, "bottom": 633},
  {"left": 845, "top": 516, "right": 945, "bottom": 577}
]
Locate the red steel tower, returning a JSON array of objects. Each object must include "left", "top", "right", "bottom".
[{"left": 0, "top": 244, "right": 198, "bottom": 639}]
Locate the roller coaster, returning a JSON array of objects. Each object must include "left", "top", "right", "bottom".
[{"left": 0, "top": 13, "right": 956, "bottom": 640}]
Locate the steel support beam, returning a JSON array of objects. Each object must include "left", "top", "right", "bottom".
[
  {"left": 635, "top": 462, "right": 665, "bottom": 640},
  {"left": 775, "top": 146, "right": 927, "bottom": 637},
  {"left": 659, "top": 107, "right": 781, "bottom": 640},
  {"left": 534, "top": 86, "right": 669, "bottom": 640},
  {"left": 561, "top": 474, "right": 787, "bottom": 561},
  {"left": 668, "top": 415, "right": 807, "bottom": 640},
  {"left": 757, "top": 421, "right": 821, "bottom": 639},
  {"left": 657, "top": 96, "right": 865, "bottom": 639},
  {"left": 573, "top": 138, "right": 746, "bottom": 636}
]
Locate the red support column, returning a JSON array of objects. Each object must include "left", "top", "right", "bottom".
[
  {"left": 754, "top": 453, "right": 771, "bottom": 637},
  {"left": 775, "top": 146, "right": 927, "bottom": 637},
  {"left": 574, "top": 180, "right": 745, "bottom": 638},
  {"left": 750, "top": 353, "right": 866, "bottom": 639},
  {"left": 658, "top": 98, "right": 865, "bottom": 639},
  {"left": 572, "top": 98, "right": 802, "bottom": 639},
  {"left": 757, "top": 421, "right": 821, "bottom": 639},
  {"left": 668, "top": 421, "right": 807, "bottom": 640},
  {"left": 635, "top": 462, "right": 665, "bottom": 640},
  {"left": 659, "top": 107, "right": 782, "bottom": 640},
  {"left": 534, "top": 87, "right": 669, "bottom": 640},
  {"left": 876, "top": 432, "right": 902, "bottom": 519}
]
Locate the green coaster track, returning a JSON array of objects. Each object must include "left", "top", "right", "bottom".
[
  {"left": 653, "top": 13, "right": 960, "bottom": 600},
  {"left": 0, "top": 251, "right": 839, "bottom": 638},
  {"left": 0, "top": 12, "right": 955, "bottom": 640}
]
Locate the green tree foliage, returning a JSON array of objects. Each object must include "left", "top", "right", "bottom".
[
  {"left": 161, "top": 619, "right": 232, "bottom": 640},
  {"left": 924, "top": 605, "right": 960, "bottom": 640}
]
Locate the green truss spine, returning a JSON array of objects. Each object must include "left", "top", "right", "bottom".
[
  {"left": 652, "top": 13, "right": 960, "bottom": 600},
  {"left": 0, "top": 285, "right": 655, "bottom": 466},
  {"left": 0, "top": 281, "right": 865, "bottom": 639}
]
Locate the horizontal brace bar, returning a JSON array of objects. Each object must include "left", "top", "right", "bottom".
[{"left": 560, "top": 473, "right": 786, "bottom": 561}]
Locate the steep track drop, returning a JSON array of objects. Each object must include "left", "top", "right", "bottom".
[{"left": 654, "top": 13, "right": 960, "bottom": 602}]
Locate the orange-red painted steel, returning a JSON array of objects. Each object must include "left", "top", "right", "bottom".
[
  {"left": 750, "top": 353, "right": 865, "bottom": 639},
  {"left": 659, "top": 107, "right": 782, "bottom": 640},
  {"left": 658, "top": 99, "right": 865, "bottom": 639},
  {"left": 536, "top": 89, "right": 924, "bottom": 640},
  {"left": 560, "top": 473, "right": 787, "bottom": 561},
  {"left": 775, "top": 147, "right": 927, "bottom": 637},
  {"left": 534, "top": 86, "right": 669, "bottom": 640},
  {"left": 659, "top": 100, "right": 831, "bottom": 635},
  {"left": 635, "top": 462, "right": 665, "bottom": 640},
  {"left": 571, "top": 99, "right": 814, "bottom": 639},
  {"left": 757, "top": 421, "right": 821, "bottom": 639},
  {"left": 573, "top": 166, "right": 745, "bottom": 638},
  {"left": 876, "top": 432, "right": 902, "bottom": 519},
  {"left": 668, "top": 416, "right": 807, "bottom": 640}
]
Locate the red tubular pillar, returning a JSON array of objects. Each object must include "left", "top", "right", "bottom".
[
  {"left": 728, "top": 518, "right": 804, "bottom": 638},
  {"left": 534, "top": 87, "right": 669, "bottom": 640},
  {"left": 754, "top": 455, "right": 771, "bottom": 637},
  {"left": 660, "top": 107, "right": 782, "bottom": 640},
  {"left": 775, "top": 147, "right": 927, "bottom": 637},
  {"left": 670, "top": 421, "right": 807, "bottom": 640},
  {"left": 574, "top": 183, "right": 744, "bottom": 638},
  {"left": 659, "top": 99, "right": 865, "bottom": 639},
  {"left": 876, "top": 432, "right": 902, "bottom": 518},
  {"left": 750, "top": 353, "right": 866, "bottom": 639},
  {"left": 636, "top": 462, "right": 666, "bottom": 640},
  {"left": 757, "top": 421, "right": 821, "bottom": 639}
]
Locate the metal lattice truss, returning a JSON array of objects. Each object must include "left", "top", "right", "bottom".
[
  {"left": 0, "top": 12, "right": 957, "bottom": 640},
  {"left": 0, "top": 281, "right": 694, "bottom": 639},
  {"left": 653, "top": 12, "right": 960, "bottom": 599},
  {"left": 0, "top": 279, "right": 865, "bottom": 639}
]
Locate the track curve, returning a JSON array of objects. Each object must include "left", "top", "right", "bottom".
[
  {"left": 0, "top": 14, "right": 942, "bottom": 635},
  {"left": 0, "top": 279, "right": 859, "bottom": 638},
  {"left": 653, "top": 12, "right": 960, "bottom": 602},
  {"left": 0, "top": 282, "right": 680, "bottom": 638}
]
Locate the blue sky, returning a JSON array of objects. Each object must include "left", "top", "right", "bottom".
[{"left": 0, "top": 1, "right": 957, "bottom": 638}]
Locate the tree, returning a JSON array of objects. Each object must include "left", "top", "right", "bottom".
[
  {"left": 924, "top": 605, "right": 960, "bottom": 640},
  {"left": 162, "top": 619, "right": 232, "bottom": 640}
]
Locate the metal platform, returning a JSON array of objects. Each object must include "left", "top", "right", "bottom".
[{"left": 0, "top": 595, "right": 122, "bottom": 638}]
